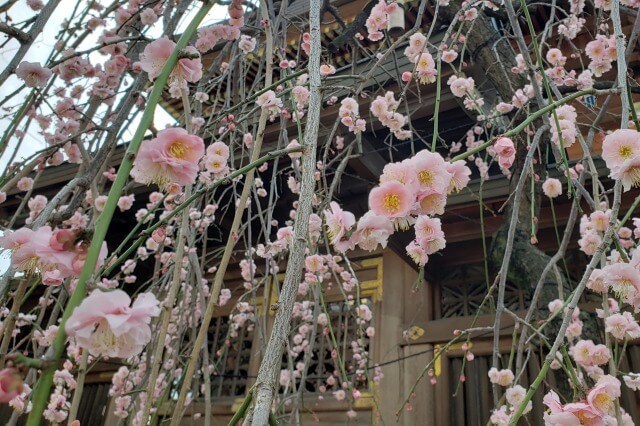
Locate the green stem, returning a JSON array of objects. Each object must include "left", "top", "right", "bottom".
[
  {"left": 269, "top": 412, "right": 278, "bottom": 426},
  {"left": 229, "top": 387, "right": 255, "bottom": 426},
  {"left": 509, "top": 361, "right": 550, "bottom": 425},
  {"left": 451, "top": 89, "right": 605, "bottom": 163},
  {"left": 25, "top": 4, "right": 214, "bottom": 424}
]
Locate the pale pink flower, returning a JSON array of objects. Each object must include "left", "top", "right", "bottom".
[
  {"left": 238, "top": 35, "right": 256, "bottom": 54},
  {"left": 117, "top": 195, "right": 135, "bottom": 212},
  {"left": 602, "top": 262, "right": 640, "bottom": 303},
  {"left": 352, "top": 211, "right": 394, "bottom": 251},
  {"left": 408, "top": 150, "right": 451, "bottom": 195},
  {"left": 602, "top": 129, "right": 640, "bottom": 172},
  {"left": 448, "top": 75, "right": 474, "bottom": 98},
  {"left": 586, "top": 268, "right": 607, "bottom": 293},
  {"left": 40, "top": 228, "right": 108, "bottom": 282},
  {"left": 320, "top": 64, "right": 336, "bottom": 76},
  {"left": 623, "top": 373, "right": 640, "bottom": 391},
  {"left": 543, "top": 390, "right": 602, "bottom": 425},
  {"left": 65, "top": 289, "right": 160, "bottom": 358},
  {"left": 506, "top": 385, "right": 531, "bottom": 414},
  {"left": 205, "top": 154, "right": 228, "bottom": 175},
  {"left": 489, "top": 406, "right": 511, "bottom": 426},
  {"left": 286, "top": 140, "right": 302, "bottom": 158},
  {"left": 365, "top": 1, "right": 389, "bottom": 41},
  {"left": 406, "top": 240, "right": 428, "bottom": 266},
  {"left": 494, "top": 137, "right": 516, "bottom": 169},
  {"left": 0, "top": 369, "right": 24, "bottom": 403},
  {"left": 139, "top": 37, "right": 202, "bottom": 82},
  {"left": 279, "top": 370, "right": 292, "bottom": 387},
  {"left": 369, "top": 181, "right": 414, "bottom": 219},
  {"left": 487, "top": 368, "right": 514, "bottom": 387},
  {"left": 587, "top": 375, "right": 621, "bottom": 415},
  {"left": 415, "top": 52, "right": 437, "bottom": 84},
  {"left": 566, "top": 319, "right": 583, "bottom": 339},
  {"left": 542, "top": 178, "right": 562, "bottom": 198},
  {"left": 417, "top": 232, "right": 446, "bottom": 255},
  {"left": 256, "top": 90, "right": 283, "bottom": 110},
  {"left": 611, "top": 155, "right": 640, "bottom": 192},
  {"left": 442, "top": 50, "right": 458, "bottom": 63},
  {"left": 570, "top": 339, "right": 610, "bottom": 367},
  {"left": 414, "top": 216, "right": 443, "bottom": 241},
  {"left": 578, "top": 231, "right": 601, "bottom": 256},
  {"left": 305, "top": 254, "right": 325, "bottom": 273},
  {"left": 218, "top": 288, "right": 231, "bottom": 306},
  {"left": 94, "top": 195, "right": 108, "bottom": 212},
  {"left": 548, "top": 299, "right": 563, "bottom": 314},
  {"left": 16, "top": 62, "right": 52, "bottom": 88},
  {"left": 445, "top": 160, "right": 471, "bottom": 193},
  {"left": 131, "top": 127, "right": 204, "bottom": 188},
  {"left": 333, "top": 389, "right": 346, "bottom": 401},
  {"left": 605, "top": 312, "right": 640, "bottom": 340},
  {"left": 28, "top": 195, "right": 47, "bottom": 213},
  {"left": 403, "top": 33, "right": 427, "bottom": 62},
  {"left": 140, "top": 8, "right": 158, "bottom": 26},
  {"left": 16, "top": 177, "right": 34, "bottom": 191},
  {"left": 416, "top": 192, "right": 447, "bottom": 216},
  {"left": 379, "top": 161, "right": 418, "bottom": 187},
  {"left": 323, "top": 202, "right": 356, "bottom": 245},
  {"left": 546, "top": 48, "right": 566, "bottom": 67},
  {"left": 495, "top": 102, "right": 514, "bottom": 114}
]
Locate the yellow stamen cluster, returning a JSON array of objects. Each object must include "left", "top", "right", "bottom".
[
  {"left": 619, "top": 145, "right": 634, "bottom": 159},
  {"left": 383, "top": 194, "right": 400, "bottom": 213},
  {"left": 418, "top": 170, "right": 434, "bottom": 186},
  {"left": 169, "top": 142, "right": 187, "bottom": 159}
]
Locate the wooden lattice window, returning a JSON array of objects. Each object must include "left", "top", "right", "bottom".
[
  {"left": 280, "top": 298, "right": 373, "bottom": 394},
  {"left": 438, "top": 264, "right": 530, "bottom": 318},
  {"left": 208, "top": 315, "right": 254, "bottom": 398}
]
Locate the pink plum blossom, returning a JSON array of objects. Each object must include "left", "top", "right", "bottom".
[
  {"left": 408, "top": 150, "right": 451, "bottom": 195},
  {"left": 131, "top": 127, "right": 204, "bottom": 188},
  {"left": 324, "top": 202, "right": 356, "bottom": 250},
  {"left": 140, "top": 37, "right": 202, "bottom": 82},
  {"left": 602, "top": 129, "right": 640, "bottom": 172},
  {"left": 587, "top": 375, "right": 621, "bottom": 415},
  {"left": 542, "top": 178, "right": 562, "bottom": 198},
  {"left": 0, "top": 369, "right": 24, "bottom": 403},
  {"left": 369, "top": 181, "right": 414, "bottom": 219},
  {"left": 488, "top": 368, "right": 514, "bottom": 387},
  {"left": 16, "top": 62, "right": 52, "bottom": 88},
  {"left": 352, "top": 211, "right": 394, "bottom": 251},
  {"left": 494, "top": 137, "right": 516, "bottom": 169},
  {"left": 65, "top": 289, "right": 160, "bottom": 358},
  {"left": 602, "top": 262, "right": 640, "bottom": 304}
]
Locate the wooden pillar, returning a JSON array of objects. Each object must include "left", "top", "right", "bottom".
[
  {"left": 401, "top": 343, "right": 435, "bottom": 425},
  {"left": 373, "top": 251, "right": 417, "bottom": 424}
]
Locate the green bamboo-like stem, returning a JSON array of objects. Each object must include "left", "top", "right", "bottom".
[
  {"left": 228, "top": 387, "right": 255, "bottom": 426},
  {"left": 24, "top": 4, "right": 214, "bottom": 424}
]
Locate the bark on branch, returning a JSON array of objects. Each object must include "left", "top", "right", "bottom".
[{"left": 250, "top": 0, "right": 323, "bottom": 422}]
